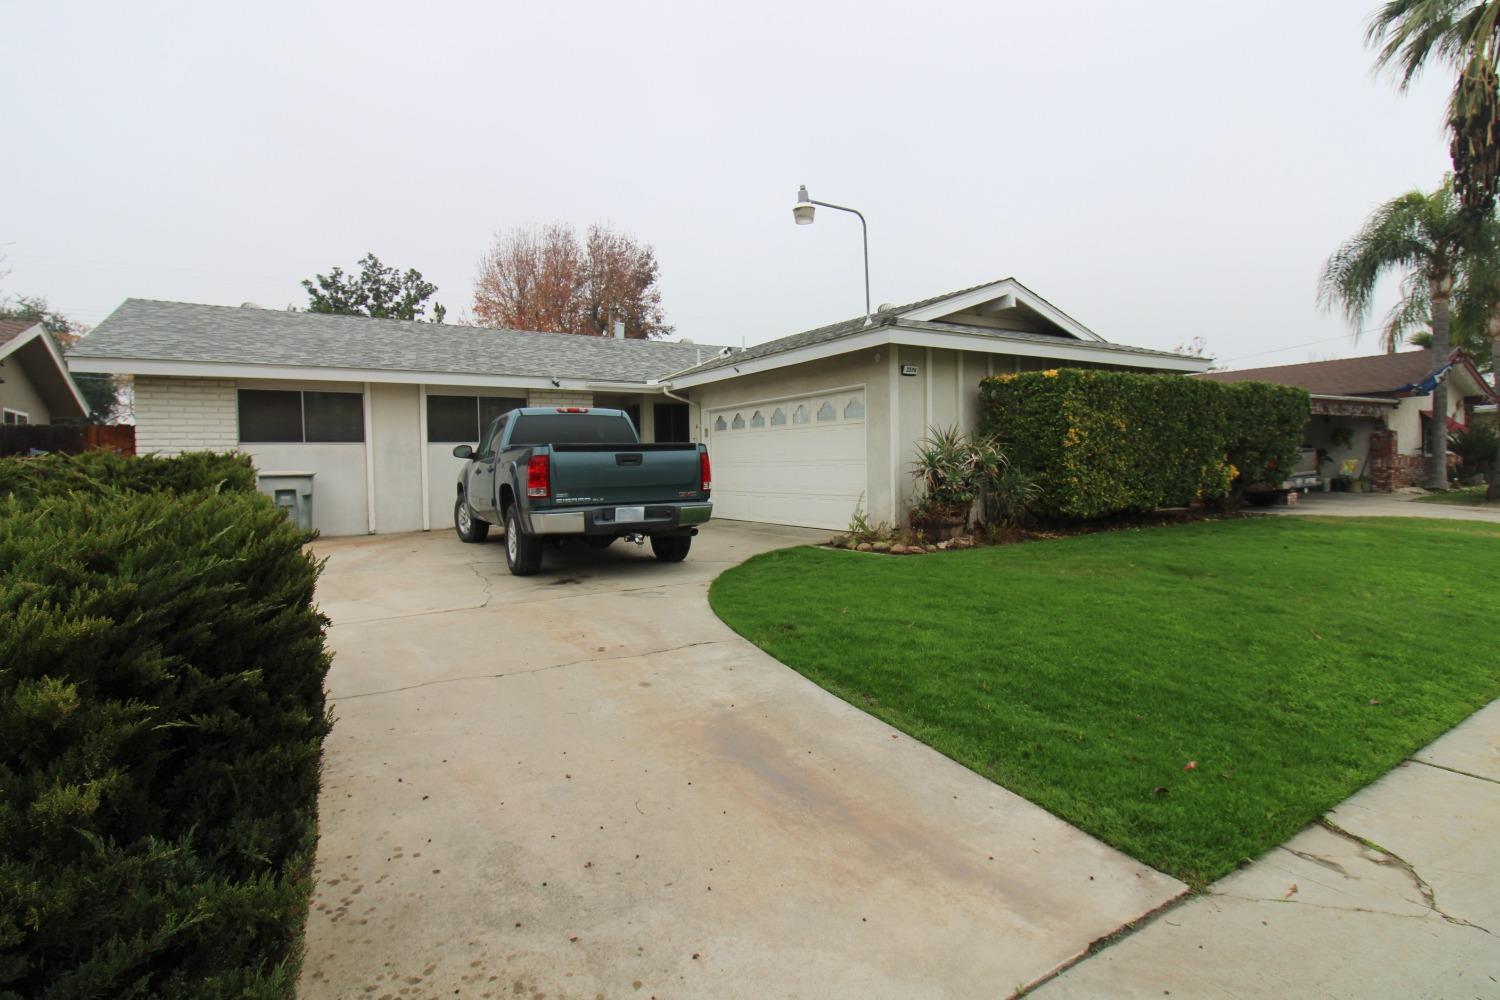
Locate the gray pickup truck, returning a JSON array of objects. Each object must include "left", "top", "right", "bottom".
[{"left": 452, "top": 406, "right": 712, "bottom": 576}]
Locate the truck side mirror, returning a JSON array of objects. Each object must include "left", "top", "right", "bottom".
[{"left": 452, "top": 444, "right": 474, "bottom": 459}]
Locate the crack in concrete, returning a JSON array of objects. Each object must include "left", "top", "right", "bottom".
[
  {"left": 328, "top": 639, "right": 729, "bottom": 701},
  {"left": 1280, "top": 845, "right": 1350, "bottom": 877},
  {"left": 1002, "top": 888, "right": 1195, "bottom": 1000},
  {"left": 1318, "top": 818, "right": 1494, "bottom": 937},
  {"left": 1213, "top": 892, "right": 1454, "bottom": 923},
  {"left": 1408, "top": 756, "right": 1500, "bottom": 786}
]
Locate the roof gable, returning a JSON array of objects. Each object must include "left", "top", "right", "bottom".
[
  {"left": 895, "top": 278, "right": 1106, "bottom": 342},
  {"left": 0, "top": 322, "right": 90, "bottom": 419}
]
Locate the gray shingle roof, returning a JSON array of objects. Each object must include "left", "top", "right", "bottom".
[{"left": 69, "top": 299, "right": 726, "bottom": 383}]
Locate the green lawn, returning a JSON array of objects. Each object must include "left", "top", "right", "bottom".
[
  {"left": 1414, "top": 485, "right": 1500, "bottom": 507},
  {"left": 709, "top": 517, "right": 1500, "bottom": 887}
]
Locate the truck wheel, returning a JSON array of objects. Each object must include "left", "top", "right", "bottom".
[
  {"left": 455, "top": 495, "right": 489, "bottom": 542},
  {"left": 650, "top": 534, "right": 692, "bottom": 563},
  {"left": 504, "top": 505, "right": 543, "bottom": 576}
]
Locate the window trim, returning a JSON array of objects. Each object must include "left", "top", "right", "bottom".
[{"left": 3, "top": 408, "right": 29, "bottom": 425}]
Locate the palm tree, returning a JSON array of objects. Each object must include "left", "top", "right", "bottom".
[
  {"left": 1367, "top": 1, "right": 1500, "bottom": 217},
  {"left": 1320, "top": 178, "right": 1479, "bottom": 488},
  {"left": 1381, "top": 206, "right": 1500, "bottom": 363}
]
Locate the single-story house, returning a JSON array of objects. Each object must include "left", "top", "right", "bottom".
[
  {"left": 1197, "top": 349, "right": 1499, "bottom": 489},
  {"left": 0, "top": 319, "right": 90, "bottom": 426},
  {"left": 67, "top": 279, "right": 1208, "bottom": 534}
]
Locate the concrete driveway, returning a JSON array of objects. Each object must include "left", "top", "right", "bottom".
[{"left": 299, "top": 521, "right": 1182, "bottom": 999}]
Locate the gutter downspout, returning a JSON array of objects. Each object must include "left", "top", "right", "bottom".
[{"left": 661, "top": 385, "right": 697, "bottom": 441}]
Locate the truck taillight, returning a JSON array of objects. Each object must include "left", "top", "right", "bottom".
[
  {"left": 699, "top": 450, "right": 712, "bottom": 494},
  {"left": 554, "top": 406, "right": 589, "bottom": 413},
  {"left": 526, "top": 454, "right": 550, "bottom": 498}
]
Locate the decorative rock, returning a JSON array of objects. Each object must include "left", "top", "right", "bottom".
[
  {"left": 871, "top": 541, "right": 892, "bottom": 552},
  {"left": 924, "top": 544, "right": 938, "bottom": 553},
  {"left": 856, "top": 542, "right": 874, "bottom": 552},
  {"left": 936, "top": 540, "right": 952, "bottom": 550},
  {"left": 889, "top": 544, "right": 908, "bottom": 555}
]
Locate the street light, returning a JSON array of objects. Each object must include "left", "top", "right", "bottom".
[{"left": 793, "top": 184, "right": 871, "bottom": 323}]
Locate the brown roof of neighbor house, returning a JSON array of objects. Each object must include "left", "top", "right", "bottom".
[
  {"left": 1195, "top": 349, "right": 1457, "bottom": 397},
  {"left": 0, "top": 318, "right": 40, "bottom": 347}
]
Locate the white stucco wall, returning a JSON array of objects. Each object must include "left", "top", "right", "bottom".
[
  {"left": 370, "top": 382, "right": 423, "bottom": 533},
  {"left": 1387, "top": 391, "right": 1469, "bottom": 454}
]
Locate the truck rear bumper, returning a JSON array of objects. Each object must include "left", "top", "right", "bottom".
[{"left": 527, "top": 502, "right": 712, "bottom": 536}]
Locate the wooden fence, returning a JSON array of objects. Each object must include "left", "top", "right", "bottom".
[{"left": 0, "top": 424, "right": 136, "bottom": 458}]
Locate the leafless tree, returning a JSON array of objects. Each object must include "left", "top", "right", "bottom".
[{"left": 473, "top": 223, "right": 670, "bottom": 338}]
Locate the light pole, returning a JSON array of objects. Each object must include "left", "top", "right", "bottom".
[{"left": 793, "top": 184, "right": 871, "bottom": 324}]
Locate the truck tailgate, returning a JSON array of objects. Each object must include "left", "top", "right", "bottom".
[{"left": 547, "top": 444, "right": 703, "bottom": 505}]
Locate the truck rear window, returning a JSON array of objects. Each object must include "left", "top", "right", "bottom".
[{"left": 509, "top": 413, "right": 637, "bottom": 446}]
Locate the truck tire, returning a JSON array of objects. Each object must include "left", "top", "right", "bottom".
[
  {"left": 455, "top": 495, "right": 489, "bottom": 542},
  {"left": 650, "top": 534, "right": 692, "bottom": 563},
  {"left": 504, "top": 505, "right": 543, "bottom": 576}
]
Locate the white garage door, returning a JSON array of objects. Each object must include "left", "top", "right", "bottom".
[{"left": 705, "top": 388, "right": 867, "bottom": 529}]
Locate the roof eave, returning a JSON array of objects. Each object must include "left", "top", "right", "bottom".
[
  {"left": 669, "top": 321, "right": 1207, "bottom": 389},
  {"left": 66, "top": 355, "right": 656, "bottom": 392}
]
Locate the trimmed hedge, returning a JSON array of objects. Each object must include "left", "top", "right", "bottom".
[
  {"left": 978, "top": 369, "right": 1309, "bottom": 519},
  {"left": 0, "top": 450, "right": 256, "bottom": 501},
  {"left": 0, "top": 455, "right": 330, "bottom": 997}
]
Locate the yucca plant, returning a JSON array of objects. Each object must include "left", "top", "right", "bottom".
[{"left": 910, "top": 425, "right": 981, "bottom": 524}]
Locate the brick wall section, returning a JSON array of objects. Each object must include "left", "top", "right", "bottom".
[
  {"left": 132, "top": 376, "right": 238, "bottom": 456},
  {"left": 527, "top": 390, "right": 594, "bottom": 408},
  {"left": 1369, "top": 429, "right": 1457, "bottom": 489}
]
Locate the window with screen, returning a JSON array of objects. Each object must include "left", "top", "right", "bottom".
[
  {"left": 426, "top": 395, "right": 525, "bottom": 442},
  {"left": 304, "top": 391, "right": 365, "bottom": 442},
  {"left": 238, "top": 389, "right": 364, "bottom": 443}
]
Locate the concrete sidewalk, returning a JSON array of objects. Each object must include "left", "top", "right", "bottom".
[
  {"left": 1034, "top": 701, "right": 1500, "bottom": 999},
  {"left": 1265, "top": 489, "right": 1500, "bottom": 523}
]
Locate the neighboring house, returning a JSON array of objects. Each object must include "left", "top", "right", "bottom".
[
  {"left": 0, "top": 319, "right": 90, "bottom": 426},
  {"left": 1197, "top": 349, "right": 1498, "bottom": 490},
  {"left": 66, "top": 279, "right": 1208, "bottom": 535}
]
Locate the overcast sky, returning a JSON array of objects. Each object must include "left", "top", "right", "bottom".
[{"left": 2, "top": 1, "right": 1455, "bottom": 368}]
